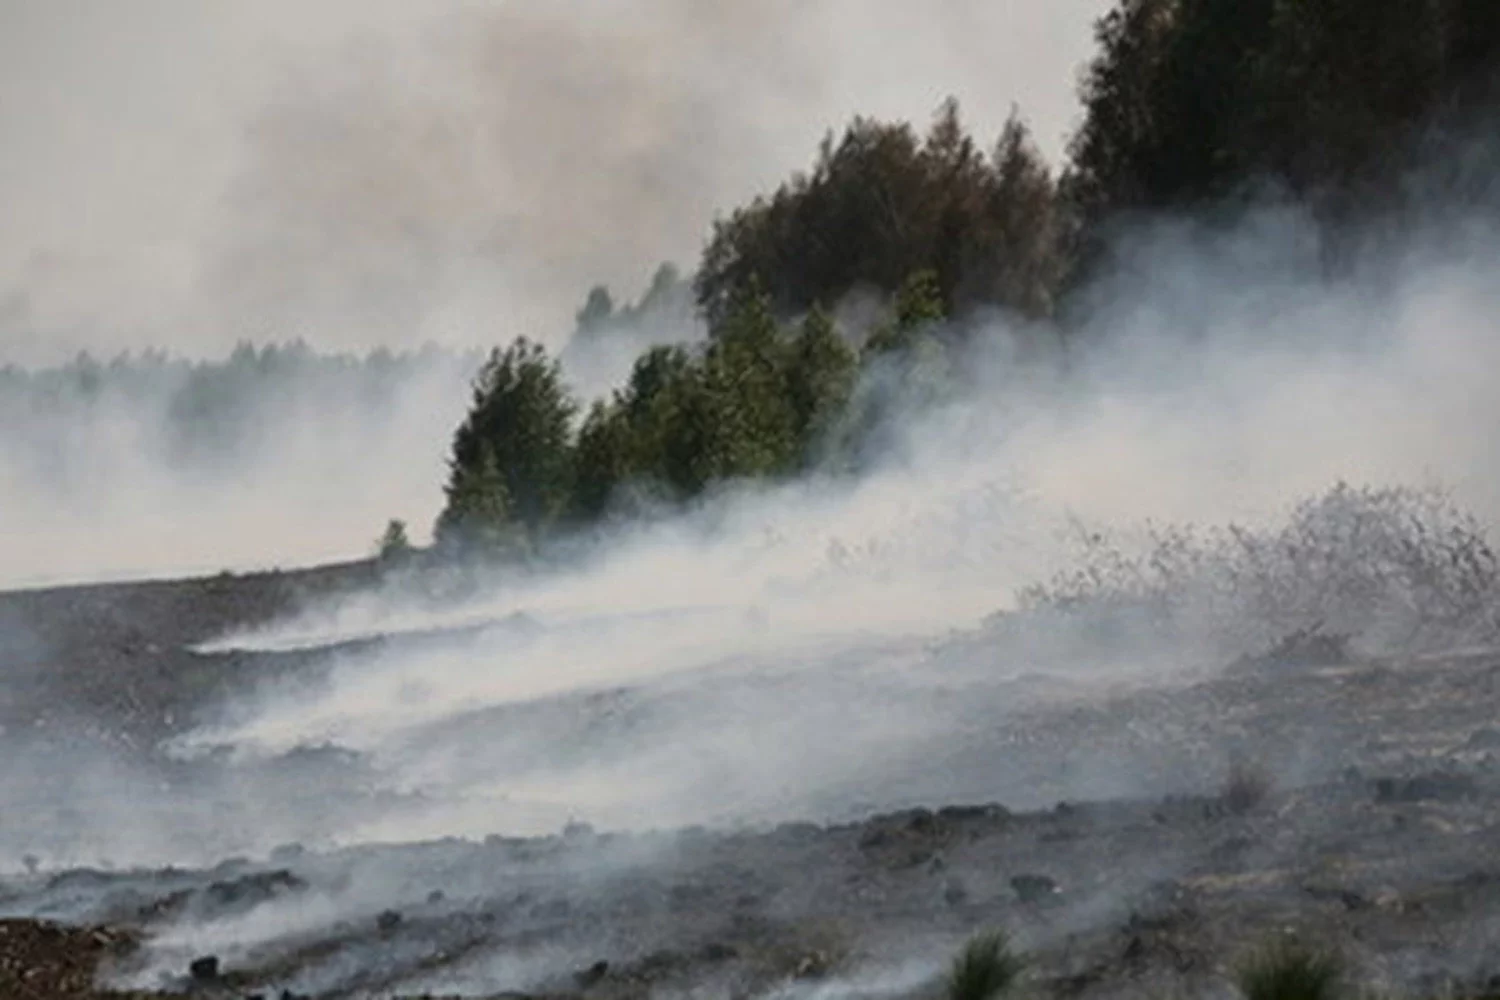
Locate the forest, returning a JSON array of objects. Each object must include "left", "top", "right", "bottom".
[{"left": 428, "top": 0, "right": 1500, "bottom": 559}]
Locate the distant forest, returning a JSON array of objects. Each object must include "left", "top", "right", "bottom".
[
  {"left": 0, "top": 343, "right": 477, "bottom": 478},
  {"left": 429, "top": 0, "right": 1500, "bottom": 559}
]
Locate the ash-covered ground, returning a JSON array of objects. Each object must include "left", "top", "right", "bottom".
[{"left": 2, "top": 544, "right": 1500, "bottom": 1000}]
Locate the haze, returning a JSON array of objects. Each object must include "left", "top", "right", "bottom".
[{"left": 0, "top": 0, "right": 1107, "bottom": 364}]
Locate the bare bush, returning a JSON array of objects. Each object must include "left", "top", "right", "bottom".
[{"left": 1014, "top": 483, "right": 1500, "bottom": 660}]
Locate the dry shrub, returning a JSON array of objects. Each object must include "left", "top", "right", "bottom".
[{"left": 1011, "top": 483, "right": 1499, "bottom": 660}]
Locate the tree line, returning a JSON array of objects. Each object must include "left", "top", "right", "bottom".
[
  {"left": 427, "top": 0, "right": 1500, "bottom": 559},
  {"left": 1, "top": 341, "right": 476, "bottom": 473}
]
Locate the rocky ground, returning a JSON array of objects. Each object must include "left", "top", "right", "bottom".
[{"left": 2, "top": 566, "right": 1500, "bottom": 999}]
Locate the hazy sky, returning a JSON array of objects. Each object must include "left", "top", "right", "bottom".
[{"left": 0, "top": 1, "right": 1109, "bottom": 363}]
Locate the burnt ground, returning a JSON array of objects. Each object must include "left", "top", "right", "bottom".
[
  {"left": 0, "top": 561, "right": 381, "bottom": 744},
  {"left": 2, "top": 566, "right": 1500, "bottom": 999}
]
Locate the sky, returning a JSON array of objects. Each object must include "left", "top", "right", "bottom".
[{"left": 0, "top": 0, "right": 1110, "bottom": 363}]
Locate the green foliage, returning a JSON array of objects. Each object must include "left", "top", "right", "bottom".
[
  {"left": 374, "top": 519, "right": 413, "bottom": 563},
  {"left": 699, "top": 287, "right": 801, "bottom": 480},
  {"left": 553, "top": 282, "right": 872, "bottom": 521},
  {"left": 437, "top": 338, "right": 576, "bottom": 549},
  {"left": 1066, "top": 0, "right": 1500, "bottom": 243},
  {"left": 825, "top": 270, "right": 958, "bottom": 469},
  {"left": 696, "top": 100, "right": 1062, "bottom": 326},
  {"left": 946, "top": 931, "right": 1024, "bottom": 1000},
  {"left": 865, "top": 270, "right": 946, "bottom": 356},
  {"left": 616, "top": 343, "right": 713, "bottom": 499},
  {"left": 430, "top": 4, "right": 1500, "bottom": 563},
  {"left": 785, "top": 306, "right": 858, "bottom": 461},
  {"left": 570, "top": 398, "right": 638, "bottom": 521},
  {"left": 1235, "top": 940, "right": 1342, "bottom": 1000},
  {"left": 435, "top": 444, "right": 526, "bottom": 556}
]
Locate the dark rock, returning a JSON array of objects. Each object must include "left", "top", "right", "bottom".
[
  {"left": 1374, "top": 772, "right": 1478, "bottom": 803},
  {"left": 774, "top": 821, "right": 821, "bottom": 841},
  {"left": 634, "top": 950, "right": 688, "bottom": 980},
  {"left": 188, "top": 955, "right": 219, "bottom": 981},
  {"left": 906, "top": 810, "right": 938, "bottom": 834},
  {"left": 699, "top": 942, "right": 738, "bottom": 962},
  {"left": 575, "top": 959, "right": 609, "bottom": 986},
  {"left": 427, "top": 889, "right": 446, "bottom": 905},
  {"left": 793, "top": 950, "right": 836, "bottom": 980},
  {"left": 376, "top": 909, "right": 402, "bottom": 932},
  {"left": 937, "top": 804, "right": 1009, "bottom": 823},
  {"left": 1305, "top": 884, "right": 1369, "bottom": 911},
  {"left": 1011, "top": 874, "right": 1059, "bottom": 903},
  {"left": 204, "top": 869, "right": 306, "bottom": 912}
]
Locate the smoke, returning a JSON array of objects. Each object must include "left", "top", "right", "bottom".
[
  {"left": 0, "top": 257, "right": 706, "bottom": 588},
  {"left": 0, "top": 345, "right": 479, "bottom": 587},
  {"left": 2, "top": 170, "right": 1496, "bottom": 881},
  {"left": 0, "top": 0, "right": 1107, "bottom": 363},
  {"left": 152, "top": 193, "right": 1500, "bottom": 859},
  {"left": 2, "top": 6, "right": 1499, "bottom": 993},
  {"left": 0, "top": 175, "right": 1495, "bottom": 1000},
  {"left": 0, "top": 0, "right": 1104, "bottom": 585}
]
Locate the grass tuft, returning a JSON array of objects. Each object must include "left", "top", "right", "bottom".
[
  {"left": 947, "top": 930, "right": 1024, "bottom": 1000},
  {"left": 1236, "top": 939, "right": 1341, "bottom": 1000}
]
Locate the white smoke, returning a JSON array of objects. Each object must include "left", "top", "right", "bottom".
[
  {"left": 0, "top": 0, "right": 1108, "bottom": 363},
  {"left": 168, "top": 197, "right": 1500, "bottom": 852},
  {"left": 0, "top": 346, "right": 479, "bottom": 587}
]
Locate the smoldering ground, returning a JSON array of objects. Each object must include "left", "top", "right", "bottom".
[
  {"left": 163, "top": 192, "right": 1500, "bottom": 853},
  {"left": 2, "top": 191, "right": 1500, "bottom": 997},
  {"left": 2, "top": 8, "right": 1500, "bottom": 995}
]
